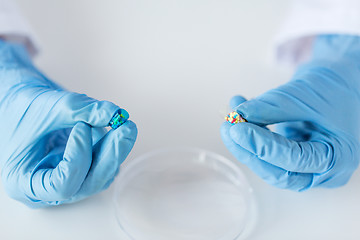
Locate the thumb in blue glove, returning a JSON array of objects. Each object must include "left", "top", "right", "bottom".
[
  {"left": 221, "top": 35, "right": 360, "bottom": 191},
  {"left": 0, "top": 40, "right": 137, "bottom": 207}
]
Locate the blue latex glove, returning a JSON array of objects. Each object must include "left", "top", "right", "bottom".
[
  {"left": 0, "top": 40, "right": 137, "bottom": 208},
  {"left": 221, "top": 35, "right": 360, "bottom": 191}
]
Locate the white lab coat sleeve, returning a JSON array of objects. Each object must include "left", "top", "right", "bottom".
[
  {"left": 0, "top": 0, "right": 39, "bottom": 56},
  {"left": 274, "top": 0, "right": 360, "bottom": 66}
]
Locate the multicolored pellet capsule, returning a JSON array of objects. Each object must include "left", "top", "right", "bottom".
[
  {"left": 225, "top": 111, "right": 247, "bottom": 125},
  {"left": 109, "top": 109, "right": 129, "bottom": 129}
]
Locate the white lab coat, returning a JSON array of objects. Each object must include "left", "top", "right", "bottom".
[
  {"left": 0, "top": 0, "right": 359, "bottom": 64},
  {"left": 0, "top": 0, "right": 39, "bottom": 55},
  {"left": 275, "top": 0, "right": 360, "bottom": 65}
]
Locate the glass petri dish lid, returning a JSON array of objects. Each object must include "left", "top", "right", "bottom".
[{"left": 113, "top": 147, "right": 257, "bottom": 240}]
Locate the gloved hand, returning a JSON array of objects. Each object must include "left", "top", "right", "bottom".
[
  {"left": 0, "top": 39, "right": 137, "bottom": 208},
  {"left": 221, "top": 35, "right": 360, "bottom": 191}
]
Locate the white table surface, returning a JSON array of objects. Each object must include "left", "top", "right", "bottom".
[{"left": 2, "top": 0, "right": 360, "bottom": 239}]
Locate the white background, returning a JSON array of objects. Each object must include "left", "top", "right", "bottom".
[{"left": 1, "top": 0, "right": 360, "bottom": 239}]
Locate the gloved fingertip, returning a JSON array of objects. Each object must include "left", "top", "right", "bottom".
[
  {"left": 120, "top": 119, "right": 137, "bottom": 129},
  {"left": 220, "top": 122, "right": 231, "bottom": 139},
  {"left": 233, "top": 99, "right": 258, "bottom": 121},
  {"left": 229, "top": 95, "right": 247, "bottom": 109},
  {"left": 220, "top": 121, "right": 231, "bottom": 130},
  {"left": 116, "top": 120, "right": 137, "bottom": 137},
  {"left": 108, "top": 120, "right": 138, "bottom": 147},
  {"left": 229, "top": 123, "right": 250, "bottom": 144}
]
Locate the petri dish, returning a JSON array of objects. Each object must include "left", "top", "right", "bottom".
[{"left": 113, "top": 147, "right": 257, "bottom": 240}]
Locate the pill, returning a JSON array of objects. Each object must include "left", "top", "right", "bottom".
[
  {"left": 225, "top": 111, "right": 246, "bottom": 125},
  {"left": 109, "top": 109, "right": 129, "bottom": 129}
]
